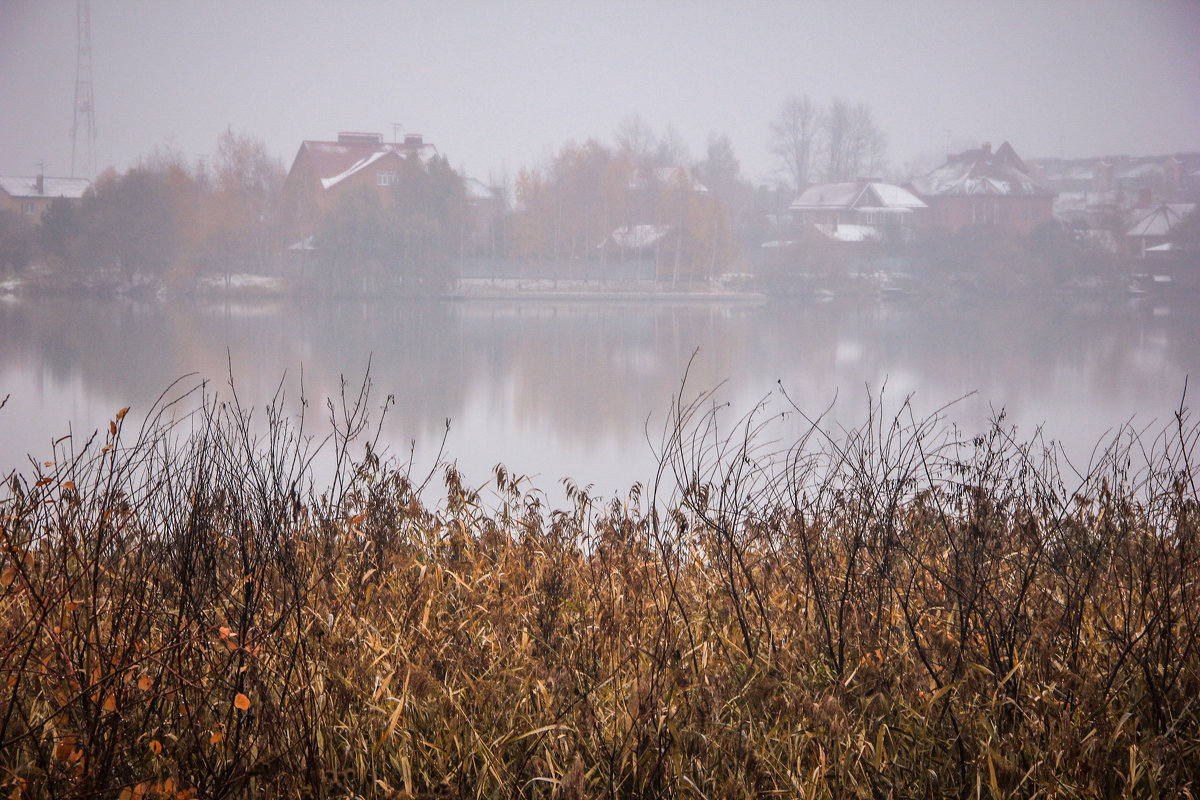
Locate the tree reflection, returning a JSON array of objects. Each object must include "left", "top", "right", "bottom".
[{"left": 1, "top": 295, "right": 1196, "bottom": 492}]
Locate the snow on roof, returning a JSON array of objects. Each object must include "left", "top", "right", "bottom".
[
  {"left": 465, "top": 177, "right": 494, "bottom": 201},
  {"left": 791, "top": 181, "right": 924, "bottom": 211},
  {"left": 320, "top": 150, "right": 392, "bottom": 190},
  {"left": 292, "top": 137, "right": 439, "bottom": 189},
  {"left": 866, "top": 183, "right": 926, "bottom": 208},
  {"left": 791, "top": 182, "right": 861, "bottom": 209},
  {"left": 0, "top": 176, "right": 91, "bottom": 200},
  {"left": 813, "top": 223, "right": 879, "bottom": 243},
  {"left": 1126, "top": 203, "right": 1196, "bottom": 238},
  {"left": 1116, "top": 161, "right": 1163, "bottom": 180},
  {"left": 910, "top": 143, "right": 1052, "bottom": 198},
  {"left": 609, "top": 224, "right": 670, "bottom": 249}
]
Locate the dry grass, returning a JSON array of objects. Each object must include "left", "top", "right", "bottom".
[{"left": 0, "top": 378, "right": 1197, "bottom": 799}]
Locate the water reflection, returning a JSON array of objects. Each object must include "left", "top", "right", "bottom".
[{"left": 1, "top": 295, "right": 1195, "bottom": 498}]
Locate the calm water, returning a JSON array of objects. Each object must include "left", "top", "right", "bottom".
[{"left": 1, "top": 293, "right": 1197, "bottom": 502}]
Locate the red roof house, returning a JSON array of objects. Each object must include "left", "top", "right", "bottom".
[
  {"left": 282, "top": 132, "right": 438, "bottom": 234},
  {"left": 908, "top": 142, "right": 1055, "bottom": 235}
]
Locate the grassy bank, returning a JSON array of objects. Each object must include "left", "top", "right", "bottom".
[{"left": 0, "top": 381, "right": 1197, "bottom": 798}]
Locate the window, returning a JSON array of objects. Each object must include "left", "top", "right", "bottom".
[
  {"left": 22, "top": 201, "right": 35, "bottom": 217},
  {"left": 377, "top": 172, "right": 398, "bottom": 187}
]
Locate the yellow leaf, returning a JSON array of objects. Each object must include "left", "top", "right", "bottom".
[{"left": 234, "top": 693, "right": 251, "bottom": 711}]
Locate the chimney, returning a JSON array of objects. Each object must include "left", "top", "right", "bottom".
[
  {"left": 404, "top": 133, "right": 424, "bottom": 149},
  {"left": 35, "top": 174, "right": 44, "bottom": 194}
]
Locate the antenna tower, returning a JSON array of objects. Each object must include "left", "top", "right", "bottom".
[{"left": 71, "top": 0, "right": 97, "bottom": 178}]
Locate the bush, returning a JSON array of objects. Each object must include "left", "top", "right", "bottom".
[{"left": 1, "top": 378, "right": 1197, "bottom": 797}]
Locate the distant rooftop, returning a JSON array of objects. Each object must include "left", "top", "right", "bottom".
[
  {"left": 0, "top": 176, "right": 91, "bottom": 200},
  {"left": 791, "top": 180, "right": 925, "bottom": 212}
]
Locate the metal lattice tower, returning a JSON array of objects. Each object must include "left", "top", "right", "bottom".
[{"left": 71, "top": 0, "right": 97, "bottom": 179}]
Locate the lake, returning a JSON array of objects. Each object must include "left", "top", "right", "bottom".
[{"left": 1, "top": 292, "right": 1197, "bottom": 503}]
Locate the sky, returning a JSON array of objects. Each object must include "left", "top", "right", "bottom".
[{"left": 2, "top": 0, "right": 1198, "bottom": 186}]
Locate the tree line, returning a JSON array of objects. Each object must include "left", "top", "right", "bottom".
[{"left": 1, "top": 129, "right": 284, "bottom": 285}]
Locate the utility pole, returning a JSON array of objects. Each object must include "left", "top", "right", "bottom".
[
  {"left": 71, "top": 0, "right": 97, "bottom": 179},
  {"left": 390, "top": 122, "right": 403, "bottom": 143}
]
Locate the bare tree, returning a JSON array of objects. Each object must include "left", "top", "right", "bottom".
[
  {"left": 769, "top": 95, "right": 820, "bottom": 193},
  {"left": 822, "top": 99, "right": 886, "bottom": 182}
]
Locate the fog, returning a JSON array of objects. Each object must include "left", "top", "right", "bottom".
[
  {"left": 3, "top": 0, "right": 1200, "bottom": 497},
  {"left": 3, "top": 1, "right": 1199, "bottom": 180}
]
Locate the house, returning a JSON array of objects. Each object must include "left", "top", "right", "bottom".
[
  {"left": 0, "top": 174, "right": 91, "bottom": 225},
  {"left": 1125, "top": 202, "right": 1196, "bottom": 257},
  {"left": 281, "top": 131, "right": 438, "bottom": 234},
  {"left": 789, "top": 180, "right": 925, "bottom": 241},
  {"left": 618, "top": 165, "right": 719, "bottom": 283},
  {"left": 1030, "top": 153, "right": 1200, "bottom": 208},
  {"left": 908, "top": 142, "right": 1055, "bottom": 235}
]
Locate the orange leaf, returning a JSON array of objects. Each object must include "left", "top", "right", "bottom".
[
  {"left": 54, "top": 738, "right": 75, "bottom": 761},
  {"left": 138, "top": 675, "right": 152, "bottom": 691},
  {"left": 234, "top": 693, "right": 251, "bottom": 711},
  {"left": 209, "top": 730, "right": 224, "bottom": 745},
  {"left": 62, "top": 481, "right": 76, "bottom": 490},
  {"left": 149, "top": 739, "right": 162, "bottom": 755},
  {"left": 117, "top": 407, "right": 129, "bottom": 421},
  {"left": 118, "top": 789, "right": 133, "bottom": 800},
  {"left": 103, "top": 695, "right": 117, "bottom": 712}
]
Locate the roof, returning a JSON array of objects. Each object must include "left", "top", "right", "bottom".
[
  {"left": 319, "top": 150, "right": 394, "bottom": 190},
  {"left": 0, "top": 176, "right": 91, "bottom": 200},
  {"left": 909, "top": 142, "right": 1053, "bottom": 198},
  {"left": 790, "top": 181, "right": 925, "bottom": 212},
  {"left": 1126, "top": 203, "right": 1196, "bottom": 238},
  {"left": 465, "top": 177, "right": 495, "bottom": 201},
  {"left": 608, "top": 224, "right": 670, "bottom": 249},
  {"left": 288, "top": 136, "right": 439, "bottom": 190}
]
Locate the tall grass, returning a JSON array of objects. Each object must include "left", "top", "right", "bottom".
[{"left": 0, "top": 375, "right": 1196, "bottom": 798}]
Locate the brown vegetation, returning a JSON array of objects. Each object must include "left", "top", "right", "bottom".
[{"left": 0, "top": 380, "right": 1197, "bottom": 798}]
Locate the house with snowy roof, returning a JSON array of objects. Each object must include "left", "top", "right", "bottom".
[
  {"left": 1125, "top": 202, "right": 1196, "bottom": 258},
  {"left": 281, "top": 131, "right": 438, "bottom": 233},
  {"left": 908, "top": 142, "right": 1055, "bottom": 235},
  {"left": 788, "top": 180, "right": 925, "bottom": 242},
  {"left": 0, "top": 174, "right": 91, "bottom": 226}
]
